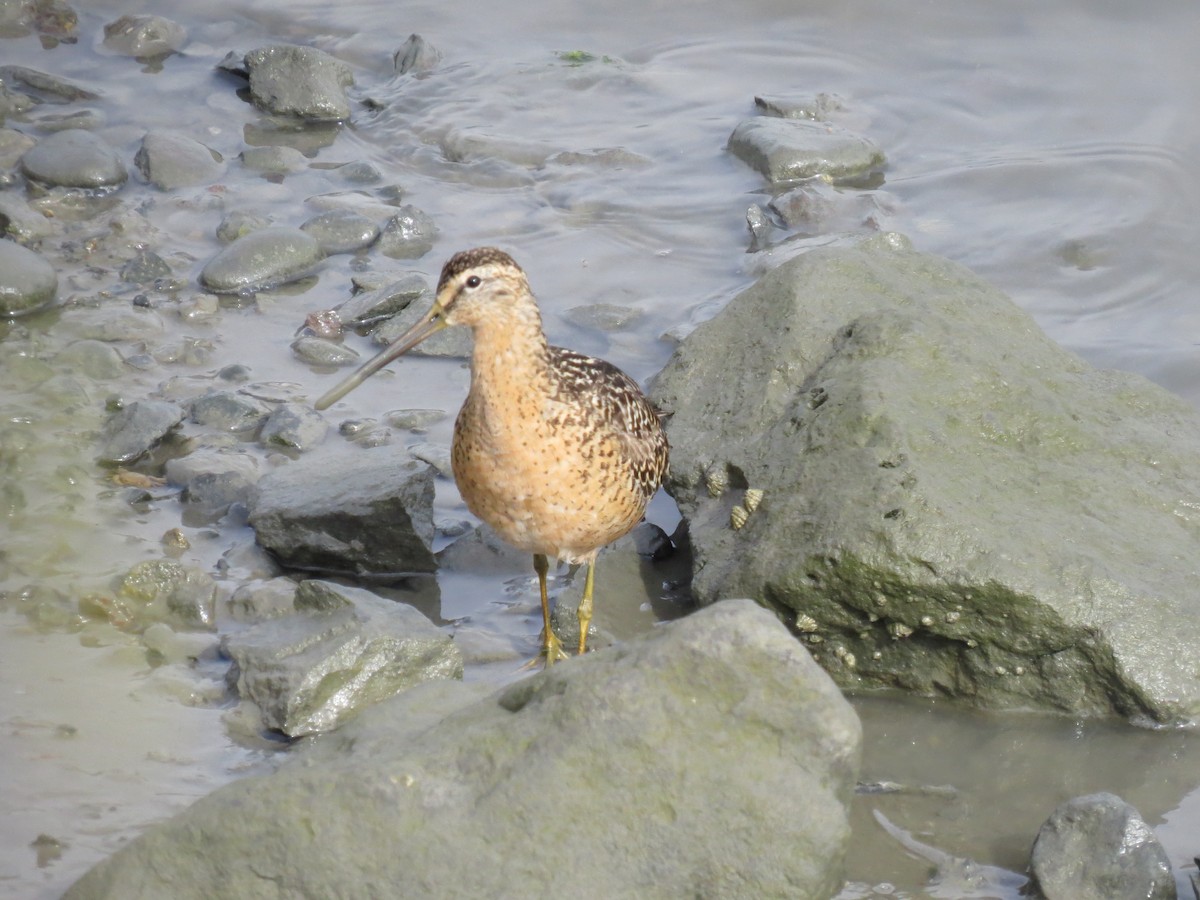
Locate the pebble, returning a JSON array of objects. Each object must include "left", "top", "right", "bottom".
[
  {"left": 120, "top": 248, "right": 173, "bottom": 285},
  {"left": 377, "top": 205, "right": 437, "bottom": 259},
  {"left": 102, "top": 15, "right": 187, "bottom": 58},
  {"left": 371, "top": 300, "right": 471, "bottom": 358},
  {"left": 0, "top": 240, "right": 57, "bottom": 316},
  {"left": 259, "top": 402, "right": 328, "bottom": 452},
  {"left": 97, "top": 399, "right": 184, "bottom": 465},
  {"left": 135, "top": 131, "right": 224, "bottom": 190},
  {"left": 19, "top": 128, "right": 128, "bottom": 190},
  {"left": 0, "top": 127, "right": 36, "bottom": 169},
  {"left": 394, "top": 33, "right": 441, "bottom": 75},
  {"left": 0, "top": 194, "right": 52, "bottom": 241},
  {"left": 726, "top": 117, "right": 886, "bottom": 184},
  {"left": 55, "top": 339, "right": 126, "bottom": 380},
  {"left": 291, "top": 335, "right": 360, "bottom": 367},
  {"left": 335, "top": 273, "right": 428, "bottom": 327},
  {"left": 243, "top": 44, "right": 354, "bottom": 123},
  {"left": 300, "top": 209, "right": 380, "bottom": 254},
  {"left": 240, "top": 146, "right": 308, "bottom": 176},
  {"left": 215, "top": 211, "right": 272, "bottom": 244},
  {"left": 199, "top": 226, "right": 323, "bottom": 293},
  {"left": 61, "top": 306, "right": 165, "bottom": 343},
  {"left": 564, "top": 303, "right": 644, "bottom": 332},
  {"left": 189, "top": 390, "right": 270, "bottom": 432}
]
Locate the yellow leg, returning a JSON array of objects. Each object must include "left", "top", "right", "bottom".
[
  {"left": 534, "top": 553, "right": 568, "bottom": 666},
  {"left": 577, "top": 558, "right": 595, "bottom": 655}
]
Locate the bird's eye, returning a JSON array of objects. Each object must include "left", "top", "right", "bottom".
[{"left": 465, "top": 275, "right": 482, "bottom": 289}]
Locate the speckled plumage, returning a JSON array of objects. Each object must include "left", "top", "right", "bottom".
[{"left": 315, "top": 247, "right": 669, "bottom": 664}]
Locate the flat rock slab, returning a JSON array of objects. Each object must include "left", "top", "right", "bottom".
[
  {"left": 97, "top": 399, "right": 184, "bottom": 465},
  {"left": 248, "top": 446, "right": 437, "bottom": 575},
  {"left": 64, "top": 599, "right": 861, "bottom": 899},
  {"left": 223, "top": 579, "right": 462, "bottom": 737},
  {"left": 651, "top": 233, "right": 1200, "bottom": 724},
  {"left": 727, "top": 117, "right": 885, "bottom": 183}
]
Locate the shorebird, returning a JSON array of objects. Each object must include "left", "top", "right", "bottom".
[{"left": 315, "top": 247, "right": 669, "bottom": 665}]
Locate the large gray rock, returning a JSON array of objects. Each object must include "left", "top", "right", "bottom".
[
  {"left": 248, "top": 447, "right": 437, "bottom": 575},
  {"left": 223, "top": 579, "right": 462, "bottom": 737},
  {"left": 651, "top": 233, "right": 1200, "bottom": 723},
  {"left": 63, "top": 599, "right": 861, "bottom": 899},
  {"left": 1028, "top": 793, "right": 1173, "bottom": 900}
]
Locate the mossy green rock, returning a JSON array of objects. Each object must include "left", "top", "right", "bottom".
[{"left": 651, "top": 233, "right": 1200, "bottom": 724}]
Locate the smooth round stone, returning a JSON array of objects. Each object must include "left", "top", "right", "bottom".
[
  {"left": 240, "top": 146, "right": 307, "bottom": 175},
  {"left": 135, "top": 131, "right": 223, "bottom": 190},
  {"left": 0, "top": 240, "right": 58, "bottom": 316},
  {"left": 103, "top": 15, "right": 187, "bottom": 57},
  {"left": 56, "top": 339, "right": 126, "bottom": 379},
  {"left": 291, "top": 335, "right": 360, "bottom": 367},
  {"left": 20, "top": 129, "right": 128, "bottom": 190},
  {"left": 199, "top": 226, "right": 323, "bottom": 293},
  {"left": 300, "top": 209, "right": 380, "bottom": 255},
  {"left": 377, "top": 205, "right": 437, "bottom": 259}
]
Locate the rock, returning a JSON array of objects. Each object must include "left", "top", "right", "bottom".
[
  {"left": 290, "top": 335, "right": 359, "bottom": 367},
  {"left": 259, "top": 402, "right": 327, "bottom": 452},
  {"left": 243, "top": 44, "right": 354, "bottom": 123},
  {"left": 165, "top": 447, "right": 261, "bottom": 502},
  {"left": 119, "top": 248, "right": 172, "bottom": 285},
  {"left": 0, "top": 65, "right": 98, "bottom": 102},
  {"left": 223, "top": 579, "right": 462, "bottom": 737},
  {"left": 19, "top": 129, "right": 128, "bottom": 190},
  {"left": 55, "top": 340, "right": 125, "bottom": 380},
  {"left": 248, "top": 447, "right": 437, "bottom": 575},
  {"left": 371, "top": 297, "right": 471, "bottom": 358},
  {"left": 650, "top": 234, "right": 1200, "bottom": 723},
  {"left": 215, "top": 210, "right": 272, "bottom": 243},
  {"left": 102, "top": 15, "right": 186, "bottom": 58},
  {"left": 727, "top": 117, "right": 885, "bottom": 184},
  {"left": 188, "top": 390, "right": 270, "bottom": 433},
  {"left": 441, "top": 128, "right": 557, "bottom": 167},
  {"left": 754, "top": 92, "right": 848, "bottom": 121},
  {"left": 300, "top": 209, "right": 379, "bottom": 254},
  {"left": 63, "top": 600, "right": 861, "bottom": 899},
  {"left": 377, "top": 205, "right": 437, "bottom": 259},
  {"left": 199, "top": 226, "right": 323, "bottom": 293},
  {"left": 62, "top": 306, "right": 165, "bottom": 343},
  {"left": 768, "top": 178, "right": 898, "bottom": 233},
  {"left": 0, "top": 239, "right": 57, "bottom": 316},
  {"left": 1029, "top": 793, "right": 1173, "bottom": 900},
  {"left": 393, "top": 33, "right": 441, "bottom": 75},
  {"left": 226, "top": 577, "right": 301, "bottom": 623},
  {"left": 239, "top": 145, "right": 307, "bottom": 176},
  {"left": 118, "top": 560, "right": 217, "bottom": 631},
  {"left": 0, "top": 191, "right": 53, "bottom": 241},
  {"left": 97, "top": 400, "right": 184, "bottom": 465},
  {"left": 334, "top": 272, "right": 428, "bottom": 327},
  {"left": 134, "top": 131, "right": 223, "bottom": 189},
  {"left": 563, "top": 302, "right": 644, "bottom": 332}
]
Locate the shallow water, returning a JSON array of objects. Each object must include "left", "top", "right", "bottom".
[{"left": 3, "top": 0, "right": 1200, "bottom": 895}]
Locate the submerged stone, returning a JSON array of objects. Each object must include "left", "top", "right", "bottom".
[
  {"left": 97, "top": 399, "right": 183, "bottom": 465},
  {"left": 102, "top": 15, "right": 186, "bottom": 58},
  {"left": 0, "top": 239, "right": 57, "bottom": 316},
  {"left": 134, "top": 131, "right": 223, "bottom": 190}
]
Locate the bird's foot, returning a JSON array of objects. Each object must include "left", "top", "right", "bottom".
[{"left": 519, "top": 628, "right": 570, "bottom": 671}]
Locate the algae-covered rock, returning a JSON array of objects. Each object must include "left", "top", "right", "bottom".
[
  {"left": 64, "top": 600, "right": 860, "bottom": 899},
  {"left": 652, "top": 233, "right": 1200, "bottom": 724}
]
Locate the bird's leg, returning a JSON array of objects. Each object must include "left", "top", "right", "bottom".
[
  {"left": 534, "top": 553, "right": 568, "bottom": 666},
  {"left": 577, "top": 557, "right": 595, "bottom": 655}
]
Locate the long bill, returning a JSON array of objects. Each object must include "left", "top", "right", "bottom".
[{"left": 313, "top": 303, "right": 449, "bottom": 410}]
